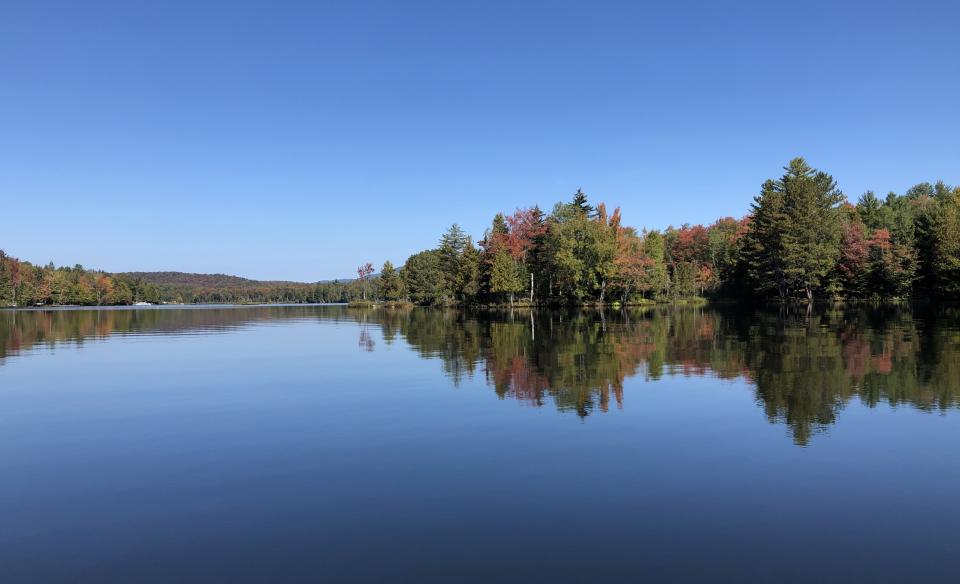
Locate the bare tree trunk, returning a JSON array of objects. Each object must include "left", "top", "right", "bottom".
[{"left": 530, "top": 273, "right": 534, "bottom": 304}]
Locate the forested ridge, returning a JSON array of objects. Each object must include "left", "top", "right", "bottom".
[
  {"left": 120, "top": 272, "right": 299, "bottom": 288},
  {"left": 0, "top": 264, "right": 367, "bottom": 306},
  {"left": 2, "top": 158, "right": 958, "bottom": 307}
]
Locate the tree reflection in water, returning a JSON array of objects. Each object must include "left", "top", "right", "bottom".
[{"left": 2, "top": 304, "right": 958, "bottom": 445}]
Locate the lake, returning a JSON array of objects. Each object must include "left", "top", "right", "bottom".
[{"left": 2, "top": 304, "right": 959, "bottom": 582}]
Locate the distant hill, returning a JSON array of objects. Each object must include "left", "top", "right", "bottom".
[
  {"left": 118, "top": 271, "right": 362, "bottom": 288},
  {"left": 118, "top": 272, "right": 308, "bottom": 288},
  {"left": 0, "top": 248, "right": 372, "bottom": 306}
]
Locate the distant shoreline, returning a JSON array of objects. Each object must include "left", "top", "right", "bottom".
[{"left": 0, "top": 302, "right": 349, "bottom": 311}]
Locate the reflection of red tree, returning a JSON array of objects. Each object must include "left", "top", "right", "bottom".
[
  {"left": 487, "top": 354, "right": 550, "bottom": 406},
  {"left": 839, "top": 326, "right": 910, "bottom": 381},
  {"left": 840, "top": 329, "right": 871, "bottom": 379},
  {"left": 871, "top": 348, "right": 893, "bottom": 375},
  {"left": 598, "top": 382, "right": 624, "bottom": 412}
]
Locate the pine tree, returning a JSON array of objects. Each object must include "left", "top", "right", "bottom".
[
  {"left": 857, "top": 191, "right": 882, "bottom": 230},
  {"left": 490, "top": 249, "right": 524, "bottom": 306},
  {"left": 571, "top": 188, "right": 594, "bottom": 216},
  {"left": 744, "top": 158, "right": 844, "bottom": 300},
  {"left": 458, "top": 238, "right": 481, "bottom": 302},
  {"left": 377, "top": 261, "right": 405, "bottom": 301},
  {"left": 401, "top": 250, "right": 444, "bottom": 305},
  {"left": 491, "top": 213, "right": 508, "bottom": 237},
  {"left": 438, "top": 224, "right": 469, "bottom": 301}
]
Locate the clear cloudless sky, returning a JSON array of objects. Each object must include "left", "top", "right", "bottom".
[{"left": 2, "top": 0, "right": 958, "bottom": 281}]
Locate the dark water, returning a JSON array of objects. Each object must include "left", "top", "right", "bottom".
[{"left": 2, "top": 304, "right": 959, "bottom": 583}]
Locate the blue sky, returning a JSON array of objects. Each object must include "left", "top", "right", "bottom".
[{"left": 2, "top": 0, "right": 958, "bottom": 281}]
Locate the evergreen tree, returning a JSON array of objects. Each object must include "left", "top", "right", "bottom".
[
  {"left": 857, "top": 191, "right": 882, "bottom": 230},
  {"left": 905, "top": 182, "right": 934, "bottom": 199},
  {"left": 438, "top": 224, "right": 469, "bottom": 301},
  {"left": 491, "top": 213, "right": 508, "bottom": 237},
  {"left": 377, "top": 261, "right": 405, "bottom": 301},
  {"left": 571, "top": 188, "right": 594, "bottom": 216},
  {"left": 744, "top": 158, "right": 844, "bottom": 300},
  {"left": 458, "top": 238, "right": 481, "bottom": 302},
  {"left": 490, "top": 249, "right": 524, "bottom": 306},
  {"left": 401, "top": 250, "right": 444, "bottom": 305}
]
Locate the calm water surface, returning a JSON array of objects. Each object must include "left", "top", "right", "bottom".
[{"left": 1, "top": 304, "right": 959, "bottom": 582}]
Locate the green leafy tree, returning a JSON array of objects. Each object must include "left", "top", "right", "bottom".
[
  {"left": 544, "top": 216, "right": 583, "bottom": 300},
  {"left": 930, "top": 189, "right": 960, "bottom": 295},
  {"left": 0, "top": 254, "right": 14, "bottom": 306},
  {"left": 438, "top": 224, "right": 477, "bottom": 302},
  {"left": 642, "top": 231, "right": 670, "bottom": 299},
  {"left": 588, "top": 204, "right": 618, "bottom": 302},
  {"left": 672, "top": 261, "right": 698, "bottom": 298}
]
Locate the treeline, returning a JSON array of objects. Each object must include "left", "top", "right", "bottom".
[
  {"left": 0, "top": 258, "right": 369, "bottom": 307},
  {"left": 0, "top": 259, "right": 166, "bottom": 307},
  {"left": 375, "top": 158, "right": 959, "bottom": 305},
  {"left": 130, "top": 278, "right": 367, "bottom": 305},
  {"left": 4, "top": 157, "right": 958, "bottom": 307}
]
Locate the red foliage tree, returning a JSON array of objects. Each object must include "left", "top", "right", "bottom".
[
  {"left": 838, "top": 221, "right": 869, "bottom": 295},
  {"left": 504, "top": 206, "right": 546, "bottom": 262},
  {"left": 357, "top": 262, "right": 375, "bottom": 300}
]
